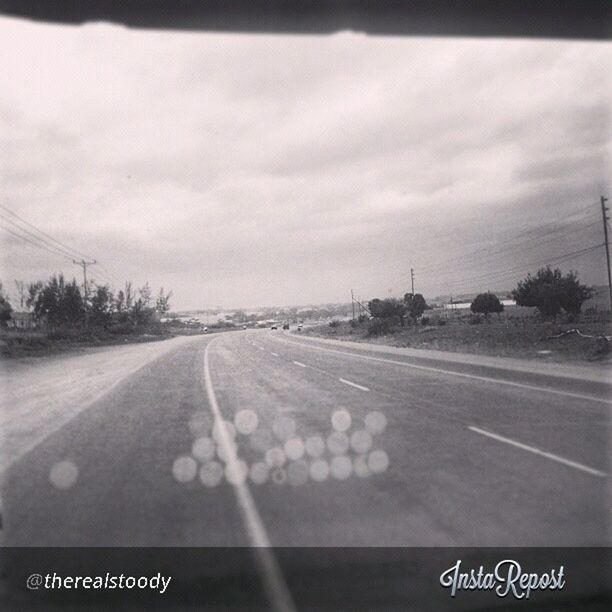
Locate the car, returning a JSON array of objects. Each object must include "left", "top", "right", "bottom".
[
  {"left": 297, "top": 324, "right": 303, "bottom": 331},
  {"left": 270, "top": 324, "right": 277, "bottom": 330},
  {"left": 282, "top": 323, "right": 289, "bottom": 330},
  {"left": 243, "top": 324, "right": 247, "bottom": 330}
]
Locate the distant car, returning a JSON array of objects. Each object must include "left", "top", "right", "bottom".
[
  {"left": 243, "top": 324, "right": 247, "bottom": 330},
  {"left": 204, "top": 326, "right": 208, "bottom": 333},
  {"left": 270, "top": 325, "right": 277, "bottom": 330},
  {"left": 297, "top": 324, "right": 303, "bottom": 331},
  {"left": 282, "top": 323, "right": 289, "bottom": 330}
]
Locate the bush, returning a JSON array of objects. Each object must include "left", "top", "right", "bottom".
[
  {"left": 329, "top": 319, "right": 340, "bottom": 328},
  {"left": 420, "top": 316, "right": 430, "bottom": 326},
  {"left": 436, "top": 318, "right": 447, "bottom": 326},
  {"left": 468, "top": 314, "right": 483, "bottom": 325}
]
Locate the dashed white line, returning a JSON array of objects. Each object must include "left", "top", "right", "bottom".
[
  {"left": 468, "top": 426, "right": 608, "bottom": 478},
  {"left": 292, "top": 361, "right": 307, "bottom": 368},
  {"left": 338, "top": 378, "right": 370, "bottom": 392},
  {"left": 259, "top": 346, "right": 265, "bottom": 351},
  {"left": 271, "top": 352, "right": 279, "bottom": 357},
  {"left": 203, "top": 339, "right": 296, "bottom": 611},
  {"left": 274, "top": 336, "right": 612, "bottom": 405}
]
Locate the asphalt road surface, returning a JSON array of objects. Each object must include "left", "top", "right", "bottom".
[{"left": 1, "top": 329, "right": 610, "bottom": 609}]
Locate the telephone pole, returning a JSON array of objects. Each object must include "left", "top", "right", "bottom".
[
  {"left": 410, "top": 268, "right": 415, "bottom": 296},
  {"left": 351, "top": 289, "right": 356, "bottom": 321},
  {"left": 73, "top": 259, "right": 96, "bottom": 302},
  {"left": 600, "top": 196, "right": 612, "bottom": 311}
]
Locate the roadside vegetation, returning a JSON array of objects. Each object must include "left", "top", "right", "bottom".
[
  {"left": 0, "top": 276, "right": 176, "bottom": 357},
  {"left": 304, "top": 267, "right": 611, "bottom": 364}
]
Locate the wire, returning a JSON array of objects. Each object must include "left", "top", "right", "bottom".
[
  {"left": 0, "top": 203, "right": 94, "bottom": 260},
  {"left": 0, "top": 223, "right": 76, "bottom": 261}
]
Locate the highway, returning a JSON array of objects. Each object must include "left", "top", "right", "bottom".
[{"left": 1, "top": 329, "right": 610, "bottom": 608}]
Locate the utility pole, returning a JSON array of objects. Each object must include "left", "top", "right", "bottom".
[
  {"left": 601, "top": 196, "right": 612, "bottom": 311},
  {"left": 351, "top": 289, "right": 355, "bottom": 321},
  {"left": 73, "top": 259, "right": 96, "bottom": 302},
  {"left": 410, "top": 268, "right": 415, "bottom": 296}
]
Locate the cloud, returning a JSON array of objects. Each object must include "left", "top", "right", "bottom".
[{"left": 0, "top": 17, "right": 609, "bottom": 308}]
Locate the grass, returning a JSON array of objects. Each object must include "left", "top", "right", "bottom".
[{"left": 303, "top": 316, "right": 612, "bottom": 364}]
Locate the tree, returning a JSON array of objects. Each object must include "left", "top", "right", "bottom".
[
  {"left": 90, "top": 284, "right": 115, "bottom": 327},
  {"left": 512, "top": 267, "right": 593, "bottom": 319},
  {"left": 139, "top": 282, "right": 152, "bottom": 307},
  {"left": 368, "top": 298, "right": 405, "bottom": 319},
  {"left": 155, "top": 287, "right": 173, "bottom": 315},
  {"left": 14, "top": 280, "right": 27, "bottom": 310},
  {"left": 26, "top": 281, "right": 43, "bottom": 311},
  {"left": 404, "top": 293, "right": 428, "bottom": 322},
  {"left": 32, "top": 275, "right": 84, "bottom": 327},
  {"left": 0, "top": 291, "right": 12, "bottom": 327},
  {"left": 470, "top": 292, "right": 504, "bottom": 319}
]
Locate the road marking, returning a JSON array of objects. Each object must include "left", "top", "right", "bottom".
[
  {"left": 292, "top": 360, "right": 307, "bottom": 368},
  {"left": 338, "top": 378, "right": 370, "bottom": 392},
  {"left": 203, "top": 340, "right": 296, "bottom": 612},
  {"left": 468, "top": 426, "right": 608, "bottom": 478},
  {"left": 259, "top": 346, "right": 265, "bottom": 351},
  {"left": 271, "top": 352, "right": 279, "bottom": 357},
  {"left": 274, "top": 337, "right": 612, "bottom": 405}
]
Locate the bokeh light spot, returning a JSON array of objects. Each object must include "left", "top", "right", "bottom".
[
  {"left": 225, "top": 460, "right": 249, "bottom": 485},
  {"left": 249, "top": 462, "right": 270, "bottom": 485},
  {"left": 353, "top": 455, "right": 371, "bottom": 478},
  {"left": 365, "top": 411, "right": 387, "bottom": 435},
  {"left": 49, "top": 460, "right": 78, "bottom": 489},
  {"left": 305, "top": 435, "right": 325, "bottom": 458},
  {"left": 327, "top": 431, "right": 350, "bottom": 455},
  {"left": 331, "top": 455, "right": 353, "bottom": 480},
  {"left": 368, "top": 450, "right": 390, "bottom": 473},
  {"left": 199, "top": 461, "right": 224, "bottom": 487},
  {"left": 310, "top": 459, "right": 330, "bottom": 482},
  {"left": 284, "top": 437, "right": 305, "bottom": 461},
  {"left": 192, "top": 436, "right": 215, "bottom": 462},
  {"left": 234, "top": 409, "right": 258, "bottom": 435},
  {"left": 265, "top": 447, "right": 286, "bottom": 468},
  {"left": 272, "top": 415, "right": 296, "bottom": 441},
  {"left": 350, "top": 430, "right": 373, "bottom": 454},
  {"left": 172, "top": 456, "right": 197, "bottom": 483},
  {"left": 331, "top": 409, "right": 352, "bottom": 432},
  {"left": 250, "top": 428, "right": 274, "bottom": 453}
]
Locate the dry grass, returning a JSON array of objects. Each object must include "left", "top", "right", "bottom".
[{"left": 303, "top": 317, "right": 612, "bottom": 364}]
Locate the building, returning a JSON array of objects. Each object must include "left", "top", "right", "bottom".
[{"left": 7, "top": 312, "right": 39, "bottom": 330}]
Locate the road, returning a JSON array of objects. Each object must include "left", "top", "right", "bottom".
[{"left": 1, "top": 329, "right": 610, "bottom": 608}]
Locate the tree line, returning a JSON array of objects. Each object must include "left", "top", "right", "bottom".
[
  {"left": 0, "top": 275, "right": 173, "bottom": 332},
  {"left": 363, "top": 266, "right": 593, "bottom": 332}
]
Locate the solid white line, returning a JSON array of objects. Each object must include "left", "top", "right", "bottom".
[
  {"left": 468, "top": 426, "right": 608, "bottom": 478},
  {"left": 203, "top": 340, "right": 296, "bottom": 612},
  {"left": 338, "top": 378, "right": 370, "bottom": 392},
  {"left": 271, "top": 352, "right": 279, "bottom": 357},
  {"left": 292, "top": 360, "right": 307, "bottom": 368},
  {"left": 275, "top": 337, "right": 612, "bottom": 405}
]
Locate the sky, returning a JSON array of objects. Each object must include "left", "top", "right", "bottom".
[{"left": 0, "top": 16, "right": 610, "bottom": 309}]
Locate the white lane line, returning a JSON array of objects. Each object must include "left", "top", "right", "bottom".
[
  {"left": 271, "top": 352, "right": 279, "bottom": 357},
  {"left": 203, "top": 340, "right": 296, "bottom": 612},
  {"left": 259, "top": 346, "right": 265, "bottom": 351},
  {"left": 468, "top": 426, "right": 608, "bottom": 478},
  {"left": 338, "top": 378, "right": 370, "bottom": 392},
  {"left": 292, "top": 360, "right": 307, "bottom": 368},
  {"left": 274, "top": 337, "right": 612, "bottom": 405}
]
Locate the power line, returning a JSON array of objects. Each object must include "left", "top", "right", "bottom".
[
  {"left": 0, "top": 203, "right": 94, "bottom": 261},
  {"left": 0, "top": 223, "right": 76, "bottom": 261}
]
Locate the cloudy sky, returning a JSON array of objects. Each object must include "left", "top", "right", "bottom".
[{"left": 1, "top": 16, "right": 610, "bottom": 309}]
